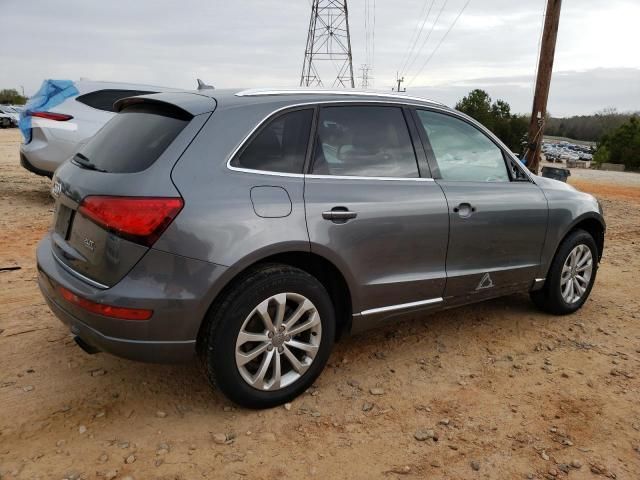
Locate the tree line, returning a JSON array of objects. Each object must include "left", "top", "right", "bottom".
[
  {"left": 0, "top": 89, "right": 27, "bottom": 105},
  {"left": 545, "top": 108, "right": 638, "bottom": 142}
]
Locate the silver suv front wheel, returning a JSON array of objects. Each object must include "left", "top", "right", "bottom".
[
  {"left": 560, "top": 244, "right": 593, "bottom": 304},
  {"left": 530, "top": 229, "right": 599, "bottom": 315}
]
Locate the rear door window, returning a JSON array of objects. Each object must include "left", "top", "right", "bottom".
[
  {"left": 231, "top": 108, "right": 313, "bottom": 174},
  {"left": 311, "top": 106, "right": 419, "bottom": 178},
  {"left": 76, "top": 103, "right": 190, "bottom": 173},
  {"left": 76, "top": 89, "right": 155, "bottom": 112}
]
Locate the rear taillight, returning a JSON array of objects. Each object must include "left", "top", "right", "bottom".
[
  {"left": 29, "top": 111, "right": 74, "bottom": 121},
  {"left": 58, "top": 285, "right": 152, "bottom": 320},
  {"left": 78, "top": 196, "right": 184, "bottom": 247}
]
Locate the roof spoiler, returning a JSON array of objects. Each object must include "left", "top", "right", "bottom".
[
  {"left": 114, "top": 92, "right": 217, "bottom": 116},
  {"left": 113, "top": 97, "right": 193, "bottom": 120}
]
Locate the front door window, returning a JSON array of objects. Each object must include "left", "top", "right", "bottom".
[{"left": 416, "top": 110, "right": 509, "bottom": 182}]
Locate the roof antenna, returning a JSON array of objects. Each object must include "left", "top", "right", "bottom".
[{"left": 197, "top": 79, "right": 214, "bottom": 90}]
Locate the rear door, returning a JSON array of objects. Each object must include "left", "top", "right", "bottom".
[
  {"left": 304, "top": 104, "right": 449, "bottom": 328},
  {"left": 413, "top": 108, "right": 548, "bottom": 301}
]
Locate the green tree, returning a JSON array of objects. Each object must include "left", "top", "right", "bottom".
[
  {"left": 455, "top": 89, "right": 493, "bottom": 129},
  {"left": 455, "top": 89, "right": 527, "bottom": 153},
  {"left": 0, "top": 88, "right": 27, "bottom": 105},
  {"left": 592, "top": 144, "right": 609, "bottom": 164},
  {"left": 595, "top": 116, "right": 640, "bottom": 170}
]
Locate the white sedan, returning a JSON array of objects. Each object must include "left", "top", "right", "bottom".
[{"left": 19, "top": 80, "right": 177, "bottom": 177}]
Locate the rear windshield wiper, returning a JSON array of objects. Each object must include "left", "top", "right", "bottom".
[{"left": 72, "top": 153, "right": 107, "bottom": 173}]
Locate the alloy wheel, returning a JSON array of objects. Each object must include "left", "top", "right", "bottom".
[
  {"left": 560, "top": 244, "right": 593, "bottom": 304},
  {"left": 235, "top": 292, "right": 322, "bottom": 391}
]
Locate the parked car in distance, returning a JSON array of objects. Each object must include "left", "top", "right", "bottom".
[
  {"left": 19, "top": 80, "right": 176, "bottom": 177},
  {"left": 0, "top": 110, "right": 13, "bottom": 128},
  {"left": 542, "top": 140, "right": 595, "bottom": 164},
  {"left": 0, "top": 105, "right": 20, "bottom": 126},
  {"left": 37, "top": 88, "right": 605, "bottom": 408}
]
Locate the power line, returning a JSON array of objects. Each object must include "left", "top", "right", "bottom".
[
  {"left": 406, "top": 0, "right": 472, "bottom": 87},
  {"left": 363, "top": 0, "right": 376, "bottom": 85},
  {"left": 371, "top": 0, "right": 376, "bottom": 70},
  {"left": 364, "top": 0, "right": 370, "bottom": 65},
  {"left": 396, "top": 0, "right": 432, "bottom": 74},
  {"left": 402, "top": 0, "right": 448, "bottom": 80},
  {"left": 397, "top": 0, "right": 436, "bottom": 78}
]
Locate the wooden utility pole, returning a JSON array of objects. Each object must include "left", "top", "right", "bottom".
[
  {"left": 526, "top": 0, "right": 562, "bottom": 173},
  {"left": 394, "top": 72, "right": 406, "bottom": 92}
]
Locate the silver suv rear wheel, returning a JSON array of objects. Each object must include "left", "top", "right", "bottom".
[
  {"left": 235, "top": 293, "right": 322, "bottom": 391},
  {"left": 200, "top": 264, "right": 335, "bottom": 409}
]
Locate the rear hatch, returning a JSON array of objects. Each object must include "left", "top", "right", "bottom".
[{"left": 49, "top": 93, "right": 216, "bottom": 288}]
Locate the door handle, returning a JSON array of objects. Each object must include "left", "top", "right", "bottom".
[
  {"left": 453, "top": 202, "right": 476, "bottom": 218},
  {"left": 322, "top": 207, "right": 357, "bottom": 223}
]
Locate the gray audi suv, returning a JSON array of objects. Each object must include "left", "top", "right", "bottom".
[{"left": 37, "top": 88, "right": 605, "bottom": 408}]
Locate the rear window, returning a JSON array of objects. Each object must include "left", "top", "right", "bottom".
[
  {"left": 76, "top": 89, "right": 155, "bottom": 112},
  {"left": 231, "top": 109, "right": 313, "bottom": 174},
  {"left": 76, "top": 103, "right": 190, "bottom": 173}
]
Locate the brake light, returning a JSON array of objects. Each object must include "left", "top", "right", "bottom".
[
  {"left": 58, "top": 285, "right": 152, "bottom": 320},
  {"left": 29, "top": 111, "right": 74, "bottom": 121},
  {"left": 78, "top": 196, "right": 183, "bottom": 246}
]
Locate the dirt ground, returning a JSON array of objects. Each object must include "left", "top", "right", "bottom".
[{"left": 1, "top": 127, "right": 639, "bottom": 480}]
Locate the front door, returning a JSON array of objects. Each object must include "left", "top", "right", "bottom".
[
  {"left": 413, "top": 108, "right": 548, "bottom": 300},
  {"left": 304, "top": 105, "right": 449, "bottom": 328}
]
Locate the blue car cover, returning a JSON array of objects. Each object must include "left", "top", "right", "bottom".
[{"left": 19, "top": 79, "right": 79, "bottom": 142}]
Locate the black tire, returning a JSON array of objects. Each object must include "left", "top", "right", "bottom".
[
  {"left": 199, "top": 264, "right": 335, "bottom": 409},
  {"left": 530, "top": 229, "right": 598, "bottom": 315}
]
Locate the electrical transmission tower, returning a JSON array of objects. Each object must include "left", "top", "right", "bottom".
[
  {"left": 359, "top": 64, "right": 372, "bottom": 88},
  {"left": 300, "top": 0, "right": 355, "bottom": 88}
]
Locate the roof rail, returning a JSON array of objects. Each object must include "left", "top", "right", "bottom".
[{"left": 234, "top": 88, "right": 445, "bottom": 106}]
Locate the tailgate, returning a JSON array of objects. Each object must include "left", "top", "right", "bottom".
[{"left": 48, "top": 95, "right": 215, "bottom": 287}]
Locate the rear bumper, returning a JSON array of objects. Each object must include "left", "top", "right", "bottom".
[
  {"left": 19, "top": 128, "right": 77, "bottom": 176},
  {"left": 39, "top": 285, "right": 196, "bottom": 362},
  {"left": 36, "top": 234, "right": 228, "bottom": 363},
  {"left": 20, "top": 151, "right": 53, "bottom": 178}
]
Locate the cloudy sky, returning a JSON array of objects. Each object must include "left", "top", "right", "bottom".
[{"left": 2, "top": 0, "right": 639, "bottom": 116}]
